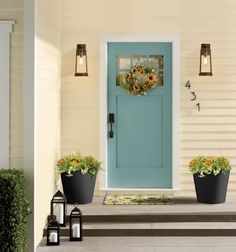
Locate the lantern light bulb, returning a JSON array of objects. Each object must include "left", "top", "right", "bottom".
[
  {"left": 79, "top": 56, "right": 83, "bottom": 65},
  {"left": 203, "top": 56, "right": 208, "bottom": 65}
]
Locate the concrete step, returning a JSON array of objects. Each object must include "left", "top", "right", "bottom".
[
  {"left": 36, "top": 236, "right": 236, "bottom": 252},
  {"left": 43, "top": 221, "right": 236, "bottom": 237},
  {"left": 44, "top": 197, "right": 236, "bottom": 238},
  {"left": 53, "top": 212, "right": 236, "bottom": 223}
]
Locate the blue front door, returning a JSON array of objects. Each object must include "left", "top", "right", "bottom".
[{"left": 108, "top": 42, "right": 172, "bottom": 188}]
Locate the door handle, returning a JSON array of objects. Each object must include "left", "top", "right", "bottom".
[{"left": 108, "top": 113, "right": 115, "bottom": 138}]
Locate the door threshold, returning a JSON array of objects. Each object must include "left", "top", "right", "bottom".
[{"left": 98, "top": 188, "right": 180, "bottom": 196}]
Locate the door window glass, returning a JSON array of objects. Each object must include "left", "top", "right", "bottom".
[{"left": 116, "top": 55, "right": 164, "bottom": 87}]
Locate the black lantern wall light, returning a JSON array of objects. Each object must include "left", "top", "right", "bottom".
[
  {"left": 199, "top": 43, "right": 213, "bottom": 76},
  {"left": 75, "top": 44, "right": 88, "bottom": 76}
]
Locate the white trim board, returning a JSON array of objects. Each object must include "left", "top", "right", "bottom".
[
  {"left": 99, "top": 35, "right": 180, "bottom": 193},
  {"left": 0, "top": 21, "right": 15, "bottom": 168},
  {"left": 23, "top": 0, "right": 35, "bottom": 250}
]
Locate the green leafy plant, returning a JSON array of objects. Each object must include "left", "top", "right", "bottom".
[
  {"left": 0, "top": 169, "right": 30, "bottom": 252},
  {"left": 56, "top": 152, "right": 102, "bottom": 176},
  {"left": 189, "top": 156, "right": 231, "bottom": 177}
]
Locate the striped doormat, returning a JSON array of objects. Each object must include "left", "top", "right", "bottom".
[{"left": 103, "top": 194, "right": 174, "bottom": 205}]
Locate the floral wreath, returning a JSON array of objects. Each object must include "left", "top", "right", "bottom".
[{"left": 116, "top": 64, "right": 161, "bottom": 96}]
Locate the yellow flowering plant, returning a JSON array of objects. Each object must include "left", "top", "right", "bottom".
[
  {"left": 189, "top": 156, "right": 231, "bottom": 177},
  {"left": 116, "top": 64, "right": 162, "bottom": 96},
  {"left": 56, "top": 152, "right": 102, "bottom": 176}
]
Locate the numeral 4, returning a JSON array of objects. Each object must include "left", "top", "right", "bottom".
[{"left": 185, "top": 80, "right": 191, "bottom": 89}]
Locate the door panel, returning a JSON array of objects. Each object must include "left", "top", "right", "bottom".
[
  {"left": 116, "top": 95, "right": 163, "bottom": 169},
  {"left": 108, "top": 42, "right": 172, "bottom": 188}
]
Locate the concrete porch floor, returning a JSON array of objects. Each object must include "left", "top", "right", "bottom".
[
  {"left": 67, "top": 196, "right": 236, "bottom": 214},
  {"left": 37, "top": 236, "right": 236, "bottom": 252}
]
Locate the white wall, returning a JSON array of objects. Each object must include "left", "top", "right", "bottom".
[
  {"left": 35, "top": 0, "right": 61, "bottom": 246},
  {"left": 0, "top": 21, "right": 14, "bottom": 168},
  {"left": 0, "top": 1, "right": 36, "bottom": 250},
  {"left": 0, "top": 0, "right": 24, "bottom": 169},
  {"left": 61, "top": 0, "right": 236, "bottom": 196}
]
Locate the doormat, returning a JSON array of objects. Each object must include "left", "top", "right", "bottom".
[{"left": 103, "top": 194, "right": 174, "bottom": 205}]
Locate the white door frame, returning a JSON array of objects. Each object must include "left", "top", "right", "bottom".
[{"left": 99, "top": 35, "right": 180, "bottom": 192}]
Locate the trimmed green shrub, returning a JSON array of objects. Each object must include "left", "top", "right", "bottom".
[{"left": 0, "top": 169, "right": 30, "bottom": 252}]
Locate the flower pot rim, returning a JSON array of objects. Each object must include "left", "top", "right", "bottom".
[
  {"left": 193, "top": 170, "right": 230, "bottom": 177},
  {"left": 61, "top": 171, "right": 97, "bottom": 176}
]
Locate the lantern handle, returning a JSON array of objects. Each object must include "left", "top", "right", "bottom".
[
  {"left": 74, "top": 202, "right": 79, "bottom": 208},
  {"left": 48, "top": 214, "right": 56, "bottom": 223}
]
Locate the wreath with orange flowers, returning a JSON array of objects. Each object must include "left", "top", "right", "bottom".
[{"left": 116, "top": 64, "right": 162, "bottom": 96}]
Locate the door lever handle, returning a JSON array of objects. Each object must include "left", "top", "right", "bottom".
[{"left": 108, "top": 113, "right": 115, "bottom": 138}]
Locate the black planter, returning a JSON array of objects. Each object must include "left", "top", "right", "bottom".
[
  {"left": 193, "top": 171, "right": 230, "bottom": 204},
  {"left": 61, "top": 171, "right": 96, "bottom": 204}
]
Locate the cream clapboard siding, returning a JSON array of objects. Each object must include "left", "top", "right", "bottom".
[
  {"left": 0, "top": 0, "right": 24, "bottom": 169},
  {"left": 35, "top": 0, "right": 61, "bottom": 245},
  {"left": 61, "top": 0, "right": 236, "bottom": 196}
]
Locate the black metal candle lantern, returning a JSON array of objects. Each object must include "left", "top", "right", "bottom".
[
  {"left": 47, "top": 216, "right": 60, "bottom": 246},
  {"left": 199, "top": 43, "right": 213, "bottom": 76},
  {"left": 75, "top": 44, "right": 88, "bottom": 76},
  {"left": 69, "top": 204, "right": 83, "bottom": 241},
  {"left": 50, "top": 189, "right": 66, "bottom": 227}
]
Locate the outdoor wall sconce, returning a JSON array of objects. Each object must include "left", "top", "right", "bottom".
[
  {"left": 199, "top": 43, "right": 213, "bottom": 76},
  {"left": 69, "top": 204, "right": 83, "bottom": 241},
  {"left": 47, "top": 216, "right": 60, "bottom": 246},
  {"left": 75, "top": 44, "right": 88, "bottom": 76},
  {"left": 50, "top": 189, "right": 66, "bottom": 227}
]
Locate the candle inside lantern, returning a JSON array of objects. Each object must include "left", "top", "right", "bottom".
[
  {"left": 79, "top": 56, "right": 84, "bottom": 65},
  {"left": 49, "top": 231, "right": 58, "bottom": 243},
  {"left": 72, "top": 223, "right": 80, "bottom": 238},
  {"left": 55, "top": 204, "right": 64, "bottom": 224}
]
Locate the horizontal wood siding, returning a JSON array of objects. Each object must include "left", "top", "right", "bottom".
[{"left": 61, "top": 0, "right": 236, "bottom": 196}]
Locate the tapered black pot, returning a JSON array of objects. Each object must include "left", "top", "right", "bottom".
[
  {"left": 193, "top": 171, "right": 230, "bottom": 204},
  {"left": 61, "top": 171, "right": 96, "bottom": 204}
]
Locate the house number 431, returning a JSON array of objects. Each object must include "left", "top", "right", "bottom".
[{"left": 185, "top": 80, "right": 200, "bottom": 111}]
